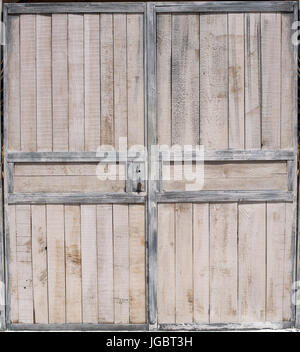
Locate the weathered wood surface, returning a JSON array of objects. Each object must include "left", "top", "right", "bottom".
[
  {"left": 8, "top": 204, "right": 146, "bottom": 325},
  {"left": 157, "top": 202, "right": 293, "bottom": 324}
]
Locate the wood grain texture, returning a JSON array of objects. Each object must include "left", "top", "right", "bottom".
[
  {"left": 157, "top": 204, "right": 175, "bottom": 324},
  {"left": 97, "top": 205, "right": 114, "bottom": 323},
  {"left": 261, "top": 13, "right": 281, "bottom": 149},
  {"left": 84, "top": 14, "right": 100, "bottom": 152},
  {"left": 193, "top": 204, "right": 209, "bottom": 323},
  {"left": 200, "top": 14, "right": 228, "bottom": 149},
  {"left": 244, "top": 13, "right": 261, "bottom": 149},
  {"left": 157, "top": 14, "right": 171, "bottom": 146},
  {"left": 20, "top": 15, "right": 36, "bottom": 152},
  {"left": 8, "top": 206, "right": 18, "bottom": 323},
  {"left": 31, "top": 205, "right": 48, "bottom": 324},
  {"left": 238, "top": 203, "right": 266, "bottom": 322},
  {"left": 65, "top": 205, "right": 82, "bottom": 323},
  {"left": 113, "top": 205, "right": 129, "bottom": 324},
  {"left": 129, "top": 205, "right": 146, "bottom": 324},
  {"left": 7, "top": 15, "right": 20, "bottom": 151},
  {"left": 81, "top": 205, "right": 98, "bottom": 323},
  {"left": 100, "top": 14, "right": 114, "bottom": 146},
  {"left": 281, "top": 13, "right": 294, "bottom": 149},
  {"left": 171, "top": 14, "right": 199, "bottom": 146},
  {"left": 52, "top": 14, "right": 68, "bottom": 151},
  {"left": 175, "top": 203, "right": 193, "bottom": 323},
  {"left": 36, "top": 15, "right": 52, "bottom": 152},
  {"left": 16, "top": 205, "right": 33, "bottom": 324},
  {"left": 127, "top": 14, "right": 144, "bottom": 147},
  {"left": 228, "top": 13, "right": 245, "bottom": 149},
  {"left": 47, "top": 205, "right": 65, "bottom": 323},
  {"left": 113, "top": 14, "right": 128, "bottom": 150},
  {"left": 210, "top": 203, "right": 238, "bottom": 323},
  {"left": 68, "top": 14, "right": 84, "bottom": 151}
]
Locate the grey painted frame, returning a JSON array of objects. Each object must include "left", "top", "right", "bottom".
[{"left": 2, "top": 1, "right": 299, "bottom": 332}]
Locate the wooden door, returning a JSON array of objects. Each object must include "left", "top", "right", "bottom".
[{"left": 4, "top": 3, "right": 146, "bottom": 330}]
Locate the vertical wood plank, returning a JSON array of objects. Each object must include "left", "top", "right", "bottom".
[
  {"left": 129, "top": 205, "right": 146, "bottom": 324},
  {"left": 100, "top": 14, "right": 114, "bottom": 146},
  {"left": 266, "top": 203, "right": 285, "bottom": 321},
  {"left": 36, "top": 15, "right": 52, "bottom": 152},
  {"left": 193, "top": 203, "right": 210, "bottom": 323},
  {"left": 113, "top": 204, "right": 129, "bottom": 324},
  {"left": 245, "top": 13, "right": 261, "bottom": 149},
  {"left": 65, "top": 205, "right": 82, "bottom": 323},
  {"left": 127, "top": 14, "right": 144, "bottom": 147},
  {"left": 172, "top": 14, "right": 199, "bottom": 146},
  {"left": 20, "top": 15, "right": 36, "bottom": 152},
  {"left": 52, "top": 14, "right": 68, "bottom": 151},
  {"left": 238, "top": 203, "right": 266, "bottom": 322},
  {"left": 97, "top": 204, "right": 114, "bottom": 323},
  {"left": 281, "top": 14, "right": 294, "bottom": 149},
  {"left": 261, "top": 13, "right": 281, "bottom": 149},
  {"left": 68, "top": 14, "right": 84, "bottom": 151},
  {"left": 157, "top": 204, "right": 175, "bottom": 323},
  {"left": 157, "top": 14, "right": 172, "bottom": 146},
  {"left": 31, "top": 205, "right": 48, "bottom": 324},
  {"left": 16, "top": 205, "right": 33, "bottom": 323},
  {"left": 200, "top": 14, "right": 228, "bottom": 149},
  {"left": 84, "top": 14, "right": 100, "bottom": 152},
  {"left": 8, "top": 206, "right": 18, "bottom": 323},
  {"left": 210, "top": 203, "right": 238, "bottom": 323},
  {"left": 47, "top": 205, "right": 65, "bottom": 323},
  {"left": 175, "top": 203, "right": 193, "bottom": 323},
  {"left": 228, "top": 14, "right": 245, "bottom": 149},
  {"left": 113, "top": 14, "right": 128, "bottom": 150},
  {"left": 81, "top": 205, "right": 98, "bottom": 323},
  {"left": 7, "top": 16, "right": 20, "bottom": 151},
  {"left": 283, "top": 202, "right": 293, "bottom": 321}
]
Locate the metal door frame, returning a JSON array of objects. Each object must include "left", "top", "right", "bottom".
[{"left": 1, "top": 1, "right": 299, "bottom": 331}]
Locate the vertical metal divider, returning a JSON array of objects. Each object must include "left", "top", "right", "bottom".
[{"left": 146, "top": 2, "right": 158, "bottom": 330}]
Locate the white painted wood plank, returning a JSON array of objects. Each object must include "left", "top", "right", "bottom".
[
  {"left": 65, "top": 205, "right": 82, "bottom": 323},
  {"left": 52, "top": 14, "right": 68, "bottom": 151},
  {"left": 129, "top": 205, "right": 146, "bottom": 324},
  {"left": 113, "top": 14, "right": 128, "bottom": 150},
  {"left": 261, "top": 13, "right": 281, "bottom": 149},
  {"left": 97, "top": 205, "right": 114, "bottom": 323},
  {"left": 47, "top": 205, "right": 65, "bottom": 323},
  {"left": 113, "top": 204, "right": 129, "bottom": 324},
  {"left": 36, "top": 15, "right": 52, "bottom": 152},
  {"left": 200, "top": 14, "right": 228, "bottom": 149},
  {"left": 8, "top": 206, "right": 18, "bottom": 323},
  {"left": 244, "top": 13, "right": 261, "bottom": 149},
  {"left": 20, "top": 15, "right": 36, "bottom": 152},
  {"left": 81, "top": 205, "right": 98, "bottom": 323},
  {"left": 266, "top": 203, "right": 286, "bottom": 321},
  {"left": 193, "top": 203, "right": 209, "bottom": 323},
  {"left": 228, "top": 13, "right": 245, "bottom": 149},
  {"left": 157, "top": 204, "right": 175, "bottom": 323},
  {"left": 127, "top": 14, "right": 144, "bottom": 147},
  {"left": 7, "top": 16, "right": 20, "bottom": 152},
  {"left": 16, "top": 205, "right": 33, "bottom": 323},
  {"left": 84, "top": 14, "right": 100, "bottom": 152},
  {"left": 238, "top": 203, "right": 266, "bottom": 322},
  {"left": 172, "top": 14, "right": 199, "bottom": 146},
  {"left": 68, "top": 14, "right": 84, "bottom": 151},
  {"left": 31, "top": 205, "right": 48, "bottom": 323},
  {"left": 100, "top": 14, "right": 114, "bottom": 146},
  {"left": 210, "top": 203, "right": 238, "bottom": 323},
  {"left": 281, "top": 14, "right": 294, "bottom": 149},
  {"left": 175, "top": 203, "right": 193, "bottom": 323},
  {"left": 157, "top": 14, "right": 172, "bottom": 146}
]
